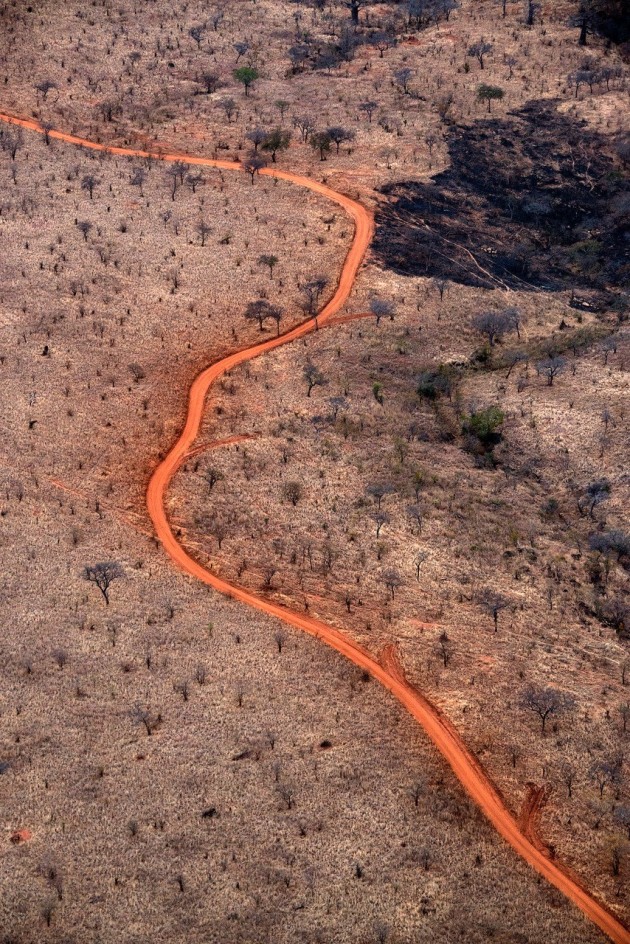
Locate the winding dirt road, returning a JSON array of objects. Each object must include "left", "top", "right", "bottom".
[{"left": 4, "top": 109, "right": 628, "bottom": 944}]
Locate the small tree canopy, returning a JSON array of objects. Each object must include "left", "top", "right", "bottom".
[
  {"left": 477, "top": 84, "right": 505, "bottom": 111},
  {"left": 233, "top": 66, "right": 259, "bottom": 95}
]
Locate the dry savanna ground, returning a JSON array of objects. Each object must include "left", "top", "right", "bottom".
[{"left": 0, "top": 0, "right": 628, "bottom": 942}]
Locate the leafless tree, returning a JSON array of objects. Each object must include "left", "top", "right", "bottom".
[
  {"left": 591, "top": 756, "right": 623, "bottom": 799},
  {"left": 200, "top": 71, "right": 222, "bottom": 94},
  {"left": 468, "top": 39, "right": 493, "bottom": 69},
  {"left": 438, "top": 631, "right": 452, "bottom": 667},
  {"left": 370, "top": 298, "right": 396, "bottom": 325},
  {"left": 174, "top": 680, "right": 190, "bottom": 702},
  {"left": 521, "top": 686, "right": 574, "bottom": 734},
  {"left": 243, "top": 152, "right": 267, "bottom": 184},
  {"left": 205, "top": 467, "right": 225, "bottom": 490},
  {"left": 304, "top": 362, "right": 327, "bottom": 396},
  {"left": 83, "top": 561, "right": 124, "bottom": 605},
  {"left": 525, "top": 1, "right": 541, "bottom": 25},
  {"left": 394, "top": 67, "right": 414, "bottom": 93},
  {"left": 382, "top": 569, "right": 403, "bottom": 600},
  {"left": 219, "top": 97, "right": 237, "bottom": 122},
  {"left": 359, "top": 101, "right": 378, "bottom": 123},
  {"left": 131, "top": 704, "right": 160, "bottom": 736},
  {"left": 473, "top": 310, "right": 513, "bottom": 347},
  {"left": 372, "top": 511, "right": 390, "bottom": 538},
  {"left": 479, "top": 590, "right": 510, "bottom": 631},
  {"left": 367, "top": 482, "right": 396, "bottom": 510},
  {"left": 536, "top": 355, "right": 566, "bottom": 386},
  {"left": 283, "top": 482, "right": 303, "bottom": 506},
  {"left": 81, "top": 175, "right": 98, "bottom": 200}
]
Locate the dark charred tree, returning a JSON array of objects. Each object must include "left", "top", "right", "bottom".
[{"left": 200, "top": 71, "right": 221, "bottom": 94}]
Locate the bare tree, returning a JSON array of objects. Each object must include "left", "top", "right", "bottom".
[
  {"left": 591, "top": 757, "right": 623, "bottom": 799},
  {"left": 394, "top": 67, "right": 414, "bottom": 93},
  {"left": 536, "top": 355, "right": 566, "bottom": 386},
  {"left": 359, "top": 101, "right": 378, "bottom": 123},
  {"left": 521, "top": 686, "right": 574, "bottom": 734},
  {"left": 81, "top": 175, "right": 98, "bottom": 200},
  {"left": 370, "top": 298, "right": 396, "bottom": 325},
  {"left": 190, "top": 24, "right": 205, "bottom": 47},
  {"left": 244, "top": 299, "right": 282, "bottom": 332},
  {"left": 130, "top": 166, "right": 146, "bottom": 195},
  {"left": 468, "top": 40, "right": 493, "bottom": 69},
  {"left": 438, "top": 631, "right": 452, "bottom": 667},
  {"left": 479, "top": 590, "right": 510, "bottom": 631},
  {"left": 219, "top": 97, "right": 237, "bottom": 122},
  {"left": 525, "top": 0, "right": 541, "bottom": 25},
  {"left": 246, "top": 127, "right": 268, "bottom": 152},
  {"left": 327, "top": 125, "right": 356, "bottom": 154},
  {"left": 304, "top": 362, "right": 327, "bottom": 396},
  {"left": 473, "top": 310, "right": 513, "bottom": 347},
  {"left": 205, "top": 467, "right": 225, "bottom": 490},
  {"left": 197, "top": 220, "right": 212, "bottom": 247},
  {"left": 367, "top": 482, "right": 396, "bottom": 510},
  {"left": 372, "top": 511, "right": 390, "bottom": 538},
  {"left": 83, "top": 561, "right": 124, "bottom": 605},
  {"left": 283, "top": 482, "right": 303, "bottom": 506},
  {"left": 382, "top": 569, "right": 403, "bottom": 600},
  {"left": 243, "top": 152, "right": 267, "bottom": 184},
  {"left": 200, "top": 71, "right": 221, "bottom": 94},
  {"left": 131, "top": 704, "right": 161, "bottom": 736}
]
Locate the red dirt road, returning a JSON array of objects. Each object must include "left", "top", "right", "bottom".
[{"left": 3, "top": 109, "right": 628, "bottom": 944}]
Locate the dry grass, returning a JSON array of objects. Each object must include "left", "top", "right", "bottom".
[{"left": 0, "top": 0, "right": 628, "bottom": 941}]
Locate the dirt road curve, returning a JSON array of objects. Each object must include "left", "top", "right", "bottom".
[{"left": 3, "top": 109, "right": 628, "bottom": 944}]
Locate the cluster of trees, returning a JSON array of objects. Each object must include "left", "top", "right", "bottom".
[{"left": 568, "top": 59, "right": 624, "bottom": 96}]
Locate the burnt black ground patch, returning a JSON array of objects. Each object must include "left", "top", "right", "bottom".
[{"left": 373, "top": 101, "right": 629, "bottom": 293}]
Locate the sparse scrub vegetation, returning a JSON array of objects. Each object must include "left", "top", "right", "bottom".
[{"left": 0, "top": 0, "right": 628, "bottom": 941}]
